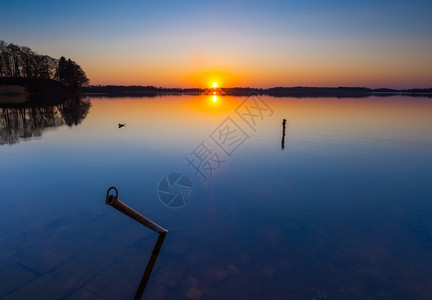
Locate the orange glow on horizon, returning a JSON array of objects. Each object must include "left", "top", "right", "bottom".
[
  {"left": 73, "top": 33, "right": 432, "bottom": 90},
  {"left": 86, "top": 62, "right": 432, "bottom": 89},
  {"left": 187, "top": 69, "right": 241, "bottom": 88},
  {"left": 83, "top": 46, "right": 432, "bottom": 89}
]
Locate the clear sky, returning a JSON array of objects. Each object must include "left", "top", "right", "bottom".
[{"left": 1, "top": 0, "right": 431, "bottom": 88}]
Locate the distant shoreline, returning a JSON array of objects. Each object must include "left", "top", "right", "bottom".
[
  {"left": 1, "top": 79, "right": 431, "bottom": 99},
  {"left": 80, "top": 85, "right": 432, "bottom": 98}
]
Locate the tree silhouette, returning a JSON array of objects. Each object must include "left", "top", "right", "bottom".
[
  {"left": 6, "top": 43, "right": 21, "bottom": 78},
  {"left": 56, "top": 56, "right": 89, "bottom": 88},
  {"left": 0, "top": 40, "right": 89, "bottom": 88}
]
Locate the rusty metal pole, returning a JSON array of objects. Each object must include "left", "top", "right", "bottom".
[
  {"left": 105, "top": 187, "right": 168, "bottom": 234},
  {"left": 105, "top": 186, "right": 168, "bottom": 299}
]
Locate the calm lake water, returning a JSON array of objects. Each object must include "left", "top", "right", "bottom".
[{"left": 1, "top": 94, "right": 432, "bottom": 299}]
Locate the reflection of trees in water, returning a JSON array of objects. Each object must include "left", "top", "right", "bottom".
[
  {"left": 0, "top": 96, "right": 91, "bottom": 145},
  {"left": 59, "top": 97, "right": 91, "bottom": 126}
]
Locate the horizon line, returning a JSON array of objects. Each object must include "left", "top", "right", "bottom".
[{"left": 84, "top": 85, "right": 432, "bottom": 91}]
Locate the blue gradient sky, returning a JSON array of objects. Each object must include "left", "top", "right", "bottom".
[{"left": 1, "top": 0, "right": 431, "bottom": 88}]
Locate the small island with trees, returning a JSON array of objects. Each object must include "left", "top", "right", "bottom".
[
  {"left": 0, "top": 41, "right": 91, "bottom": 144},
  {"left": 0, "top": 40, "right": 89, "bottom": 103}
]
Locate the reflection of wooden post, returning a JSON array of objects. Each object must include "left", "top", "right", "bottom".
[
  {"left": 281, "top": 119, "right": 286, "bottom": 150},
  {"left": 105, "top": 187, "right": 168, "bottom": 299}
]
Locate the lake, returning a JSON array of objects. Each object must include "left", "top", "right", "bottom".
[{"left": 1, "top": 94, "right": 432, "bottom": 299}]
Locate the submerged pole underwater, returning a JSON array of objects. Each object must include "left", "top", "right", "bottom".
[
  {"left": 134, "top": 232, "right": 166, "bottom": 299},
  {"left": 105, "top": 186, "right": 168, "bottom": 299}
]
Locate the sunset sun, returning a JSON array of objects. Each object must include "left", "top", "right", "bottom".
[{"left": 212, "top": 82, "right": 218, "bottom": 88}]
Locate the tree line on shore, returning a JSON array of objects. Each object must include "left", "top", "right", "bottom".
[{"left": 0, "top": 40, "right": 89, "bottom": 88}]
